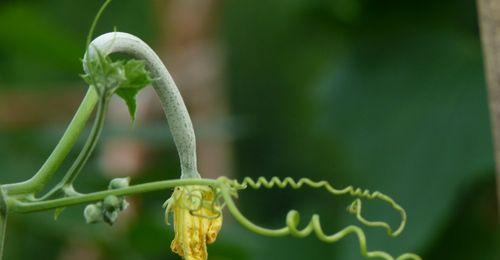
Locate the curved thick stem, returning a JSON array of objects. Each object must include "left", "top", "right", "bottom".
[
  {"left": 3, "top": 32, "right": 199, "bottom": 196},
  {"left": 84, "top": 32, "right": 199, "bottom": 179}
]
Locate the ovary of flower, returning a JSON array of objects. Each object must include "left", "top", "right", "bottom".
[{"left": 164, "top": 185, "right": 223, "bottom": 260}]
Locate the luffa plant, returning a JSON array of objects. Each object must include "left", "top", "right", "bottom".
[{"left": 0, "top": 1, "right": 421, "bottom": 259}]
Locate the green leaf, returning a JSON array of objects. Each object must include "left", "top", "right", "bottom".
[
  {"left": 81, "top": 51, "right": 126, "bottom": 97},
  {"left": 82, "top": 53, "right": 152, "bottom": 121},
  {"left": 115, "top": 59, "right": 153, "bottom": 121},
  {"left": 115, "top": 88, "right": 139, "bottom": 122},
  {"left": 123, "top": 60, "right": 153, "bottom": 88}
]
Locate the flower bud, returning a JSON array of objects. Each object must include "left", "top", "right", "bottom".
[
  {"left": 103, "top": 210, "right": 119, "bottom": 225},
  {"left": 103, "top": 195, "right": 121, "bottom": 212},
  {"left": 84, "top": 204, "right": 103, "bottom": 224},
  {"left": 119, "top": 199, "right": 130, "bottom": 211},
  {"left": 108, "top": 177, "right": 130, "bottom": 190}
]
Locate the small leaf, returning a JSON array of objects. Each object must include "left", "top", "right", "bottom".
[
  {"left": 116, "top": 88, "right": 140, "bottom": 122},
  {"left": 54, "top": 207, "right": 65, "bottom": 220},
  {"left": 115, "top": 59, "right": 153, "bottom": 121},
  {"left": 81, "top": 48, "right": 126, "bottom": 97},
  {"left": 123, "top": 60, "right": 153, "bottom": 88},
  {"left": 82, "top": 50, "right": 152, "bottom": 121}
]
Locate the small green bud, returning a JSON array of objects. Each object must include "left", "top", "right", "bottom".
[
  {"left": 108, "top": 177, "right": 130, "bottom": 190},
  {"left": 103, "top": 210, "right": 119, "bottom": 225},
  {"left": 103, "top": 195, "right": 121, "bottom": 211},
  {"left": 120, "top": 199, "right": 130, "bottom": 211},
  {"left": 84, "top": 204, "right": 103, "bottom": 224}
]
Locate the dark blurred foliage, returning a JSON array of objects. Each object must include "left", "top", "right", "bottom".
[
  {"left": 0, "top": 0, "right": 498, "bottom": 259},
  {"left": 0, "top": 0, "right": 155, "bottom": 87}
]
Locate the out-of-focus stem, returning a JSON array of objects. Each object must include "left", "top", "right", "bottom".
[
  {"left": 3, "top": 89, "right": 99, "bottom": 196},
  {"left": 477, "top": 0, "right": 500, "bottom": 211},
  {"left": 38, "top": 97, "right": 109, "bottom": 201},
  {"left": 0, "top": 187, "right": 8, "bottom": 260}
]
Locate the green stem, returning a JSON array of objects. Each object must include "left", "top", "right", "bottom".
[
  {"left": 66, "top": 98, "right": 107, "bottom": 184},
  {"left": 3, "top": 89, "right": 99, "bottom": 196},
  {"left": 8, "top": 179, "right": 217, "bottom": 214},
  {"left": 85, "top": 32, "right": 199, "bottom": 179},
  {"left": 39, "top": 97, "right": 108, "bottom": 201},
  {"left": 4, "top": 31, "right": 202, "bottom": 195},
  {"left": 0, "top": 187, "right": 8, "bottom": 260},
  {"left": 0, "top": 211, "right": 5, "bottom": 260}
]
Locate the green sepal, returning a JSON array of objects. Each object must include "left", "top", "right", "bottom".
[
  {"left": 108, "top": 177, "right": 130, "bottom": 190},
  {"left": 103, "top": 210, "right": 118, "bottom": 226},
  {"left": 81, "top": 49, "right": 126, "bottom": 98},
  {"left": 84, "top": 203, "right": 103, "bottom": 224},
  {"left": 53, "top": 207, "right": 65, "bottom": 220}
]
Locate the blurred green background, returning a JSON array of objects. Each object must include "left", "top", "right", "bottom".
[{"left": 0, "top": 0, "right": 498, "bottom": 259}]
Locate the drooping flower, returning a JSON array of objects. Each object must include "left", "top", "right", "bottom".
[{"left": 164, "top": 185, "right": 223, "bottom": 260}]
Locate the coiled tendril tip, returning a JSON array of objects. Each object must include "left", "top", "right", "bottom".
[{"left": 206, "top": 176, "right": 420, "bottom": 260}]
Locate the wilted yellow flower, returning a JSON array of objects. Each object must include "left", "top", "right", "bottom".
[{"left": 164, "top": 185, "right": 223, "bottom": 260}]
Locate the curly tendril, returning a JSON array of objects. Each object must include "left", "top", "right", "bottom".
[
  {"left": 218, "top": 176, "right": 406, "bottom": 236},
  {"left": 180, "top": 186, "right": 222, "bottom": 220},
  {"left": 0, "top": 2, "right": 421, "bottom": 260},
  {"left": 210, "top": 176, "right": 421, "bottom": 260}
]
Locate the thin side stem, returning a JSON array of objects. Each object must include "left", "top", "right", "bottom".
[
  {"left": 0, "top": 211, "right": 6, "bottom": 260},
  {"left": 38, "top": 97, "right": 109, "bottom": 201},
  {"left": 3, "top": 89, "right": 99, "bottom": 196},
  {"left": 8, "top": 179, "right": 217, "bottom": 214},
  {"left": 0, "top": 212, "right": 7, "bottom": 260},
  {"left": 65, "top": 98, "right": 108, "bottom": 184}
]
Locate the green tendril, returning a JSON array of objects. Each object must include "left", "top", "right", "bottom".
[
  {"left": 212, "top": 176, "right": 420, "bottom": 260},
  {"left": 86, "top": 0, "right": 112, "bottom": 50},
  {"left": 164, "top": 186, "right": 223, "bottom": 221},
  {"left": 219, "top": 176, "right": 406, "bottom": 236},
  {"left": 7, "top": 173, "right": 421, "bottom": 259},
  {"left": 0, "top": 2, "right": 420, "bottom": 257},
  {"left": 160, "top": 176, "right": 420, "bottom": 259}
]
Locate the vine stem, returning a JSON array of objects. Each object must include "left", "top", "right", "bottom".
[
  {"left": 3, "top": 31, "right": 200, "bottom": 197},
  {"left": 37, "top": 97, "right": 109, "bottom": 201},
  {"left": 3, "top": 89, "right": 99, "bottom": 196},
  {"left": 84, "top": 32, "right": 199, "bottom": 179},
  {"left": 8, "top": 179, "right": 217, "bottom": 214},
  {"left": 0, "top": 210, "right": 5, "bottom": 260}
]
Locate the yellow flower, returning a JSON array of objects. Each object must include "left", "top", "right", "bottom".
[{"left": 164, "top": 185, "right": 223, "bottom": 260}]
